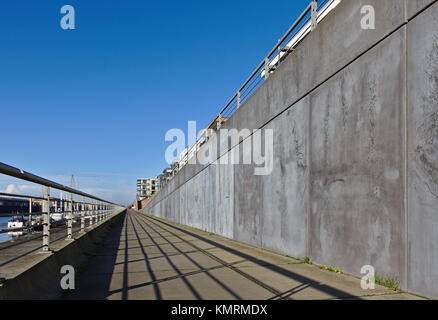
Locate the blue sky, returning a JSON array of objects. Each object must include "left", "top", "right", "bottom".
[{"left": 0, "top": 0, "right": 310, "bottom": 205}]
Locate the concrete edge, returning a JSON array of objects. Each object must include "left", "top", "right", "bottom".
[{"left": 0, "top": 209, "right": 126, "bottom": 300}]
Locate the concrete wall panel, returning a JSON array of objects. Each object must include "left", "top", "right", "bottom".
[
  {"left": 233, "top": 154, "right": 263, "bottom": 247},
  {"left": 407, "top": 0, "right": 437, "bottom": 19},
  {"left": 407, "top": 2, "right": 438, "bottom": 298},
  {"left": 309, "top": 28, "right": 406, "bottom": 283},
  {"left": 213, "top": 157, "right": 234, "bottom": 238},
  {"left": 260, "top": 99, "right": 309, "bottom": 258}
]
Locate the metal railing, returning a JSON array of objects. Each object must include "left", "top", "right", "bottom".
[
  {"left": 0, "top": 162, "right": 123, "bottom": 258},
  {"left": 169, "top": 0, "right": 340, "bottom": 175}
]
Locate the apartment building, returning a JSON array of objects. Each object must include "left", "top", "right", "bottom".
[{"left": 136, "top": 177, "right": 161, "bottom": 200}]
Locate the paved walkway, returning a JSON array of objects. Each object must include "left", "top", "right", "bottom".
[{"left": 66, "top": 210, "right": 423, "bottom": 300}]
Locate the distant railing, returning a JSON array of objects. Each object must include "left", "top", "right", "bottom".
[
  {"left": 171, "top": 0, "right": 340, "bottom": 174},
  {"left": 0, "top": 161, "right": 123, "bottom": 264}
]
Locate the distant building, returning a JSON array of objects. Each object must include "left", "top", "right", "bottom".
[{"left": 136, "top": 178, "right": 160, "bottom": 200}]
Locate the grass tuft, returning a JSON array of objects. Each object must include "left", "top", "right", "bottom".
[
  {"left": 303, "top": 256, "right": 312, "bottom": 264},
  {"left": 318, "top": 264, "right": 344, "bottom": 274},
  {"left": 375, "top": 274, "right": 400, "bottom": 291}
]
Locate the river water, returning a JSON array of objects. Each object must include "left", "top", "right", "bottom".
[{"left": 0, "top": 217, "right": 13, "bottom": 243}]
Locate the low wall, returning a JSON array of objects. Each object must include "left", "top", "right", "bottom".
[
  {"left": 144, "top": 0, "right": 438, "bottom": 298},
  {"left": 0, "top": 209, "right": 126, "bottom": 299}
]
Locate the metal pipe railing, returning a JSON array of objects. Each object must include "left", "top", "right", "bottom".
[
  {"left": 0, "top": 162, "right": 116, "bottom": 204},
  {"left": 161, "top": 0, "right": 340, "bottom": 182},
  {"left": 0, "top": 161, "right": 123, "bottom": 260}
]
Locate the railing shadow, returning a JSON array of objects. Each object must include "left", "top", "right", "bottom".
[
  {"left": 145, "top": 215, "right": 362, "bottom": 300},
  {"left": 64, "top": 211, "right": 126, "bottom": 300}
]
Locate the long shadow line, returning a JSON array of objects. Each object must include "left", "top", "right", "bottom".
[
  {"left": 0, "top": 222, "right": 84, "bottom": 267},
  {"left": 109, "top": 259, "right": 245, "bottom": 294},
  {"left": 135, "top": 213, "right": 287, "bottom": 299},
  {"left": 122, "top": 212, "right": 129, "bottom": 300},
  {"left": 129, "top": 214, "right": 202, "bottom": 299},
  {"left": 111, "top": 240, "right": 195, "bottom": 251},
  {"left": 63, "top": 211, "right": 126, "bottom": 300},
  {"left": 132, "top": 214, "right": 243, "bottom": 300},
  {"left": 127, "top": 212, "right": 162, "bottom": 299},
  {"left": 144, "top": 214, "right": 362, "bottom": 300},
  {"left": 268, "top": 283, "right": 311, "bottom": 300},
  {"left": 113, "top": 248, "right": 217, "bottom": 266}
]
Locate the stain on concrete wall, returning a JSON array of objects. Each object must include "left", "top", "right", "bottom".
[{"left": 309, "top": 28, "right": 406, "bottom": 283}]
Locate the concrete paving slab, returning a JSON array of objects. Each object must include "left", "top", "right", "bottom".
[{"left": 64, "top": 210, "right": 426, "bottom": 300}]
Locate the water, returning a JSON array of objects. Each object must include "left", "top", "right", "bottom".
[{"left": 0, "top": 217, "right": 12, "bottom": 243}]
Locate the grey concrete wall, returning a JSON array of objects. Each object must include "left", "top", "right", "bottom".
[
  {"left": 407, "top": 1, "right": 438, "bottom": 299},
  {"left": 144, "top": 0, "right": 438, "bottom": 298}
]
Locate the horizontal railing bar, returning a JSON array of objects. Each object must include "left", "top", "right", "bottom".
[
  {"left": 0, "top": 162, "right": 116, "bottom": 205},
  {"left": 177, "top": 2, "right": 315, "bottom": 166},
  {"left": 217, "top": 2, "right": 313, "bottom": 116},
  {"left": 0, "top": 222, "right": 92, "bottom": 267},
  {"left": 0, "top": 221, "right": 72, "bottom": 251},
  {"left": 0, "top": 213, "right": 107, "bottom": 232},
  {"left": 0, "top": 192, "right": 103, "bottom": 206},
  {"left": 0, "top": 192, "right": 45, "bottom": 201},
  {"left": 0, "top": 211, "right": 114, "bottom": 250},
  {"left": 0, "top": 210, "right": 109, "bottom": 218}
]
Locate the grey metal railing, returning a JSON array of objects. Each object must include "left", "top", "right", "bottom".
[
  {"left": 170, "top": 0, "right": 339, "bottom": 174},
  {"left": 0, "top": 162, "right": 123, "bottom": 257}
]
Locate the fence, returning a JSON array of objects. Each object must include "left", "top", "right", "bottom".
[
  {"left": 0, "top": 161, "right": 122, "bottom": 266},
  {"left": 172, "top": 0, "right": 340, "bottom": 173}
]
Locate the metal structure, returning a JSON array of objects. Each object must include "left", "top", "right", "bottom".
[
  {"left": 172, "top": 0, "right": 340, "bottom": 172},
  {"left": 0, "top": 161, "right": 121, "bottom": 259}
]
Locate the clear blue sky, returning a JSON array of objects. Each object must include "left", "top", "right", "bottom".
[{"left": 0, "top": 0, "right": 310, "bottom": 205}]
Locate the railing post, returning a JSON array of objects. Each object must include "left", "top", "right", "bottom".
[
  {"left": 90, "top": 200, "right": 94, "bottom": 226},
  {"left": 67, "top": 192, "right": 73, "bottom": 240},
  {"left": 76, "top": 201, "right": 79, "bottom": 223},
  {"left": 94, "top": 202, "right": 97, "bottom": 224},
  {"left": 311, "top": 0, "right": 318, "bottom": 31},
  {"left": 264, "top": 57, "right": 270, "bottom": 79},
  {"left": 81, "top": 197, "right": 85, "bottom": 232},
  {"left": 237, "top": 91, "right": 241, "bottom": 108},
  {"left": 42, "top": 186, "right": 51, "bottom": 252},
  {"left": 28, "top": 198, "right": 32, "bottom": 232}
]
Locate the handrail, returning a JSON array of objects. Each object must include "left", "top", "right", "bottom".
[
  {"left": 161, "top": 0, "right": 340, "bottom": 181},
  {"left": 0, "top": 191, "right": 102, "bottom": 205},
  {"left": 0, "top": 162, "right": 116, "bottom": 204},
  {"left": 0, "top": 161, "right": 124, "bottom": 260}
]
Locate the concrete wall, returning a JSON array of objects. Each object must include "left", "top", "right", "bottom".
[{"left": 144, "top": 0, "right": 438, "bottom": 298}]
